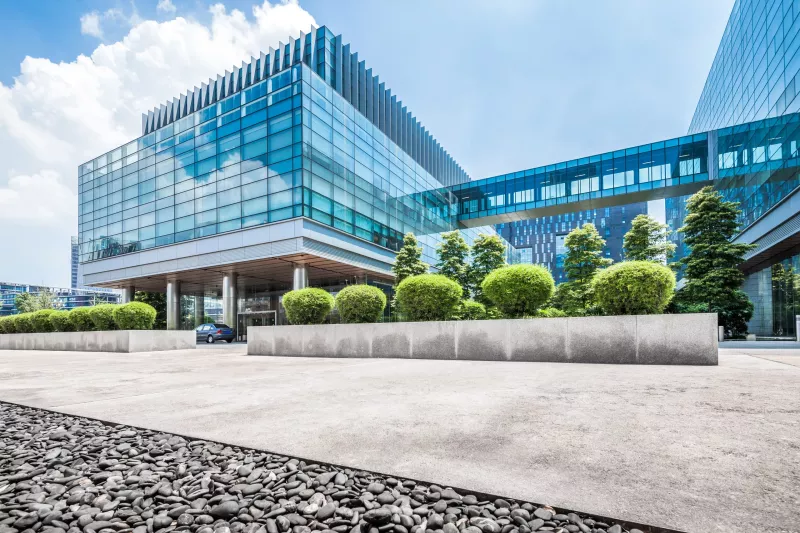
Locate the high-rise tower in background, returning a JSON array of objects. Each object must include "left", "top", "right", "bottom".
[{"left": 70, "top": 236, "right": 79, "bottom": 289}]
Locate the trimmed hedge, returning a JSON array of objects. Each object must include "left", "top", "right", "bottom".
[
  {"left": 15, "top": 313, "right": 34, "bottom": 333},
  {"left": 0, "top": 316, "right": 13, "bottom": 334},
  {"left": 89, "top": 304, "right": 118, "bottom": 331},
  {"left": 535, "top": 307, "right": 567, "bottom": 318},
  {"left": 482, "top": 264, "right": 555, "bottom": 318},
  {"left": 69, "top": 307, "right": 95, "bottom": 332},
  {"left": 113, "top": 302, "right": 157, "bottom": 330},
  {"left": 283, "top": 288, "right": 335, "bottom": 325},
  {"left": 49, "top": 310, "right": 75, "bottom": 332},
  {"left": 592, "top": 260, "right": 676, "bottom": 315},
  {"left": 453, "top": 300, "right": 487, "bottom": 321},
  {"left": 335, "top": 285, "right": 387, "bottom": 324},
  {"left": 31, "top": 309, "right": 56, "bottom": 333},
  {"left": 395, "top": 274, "right": 462, "bottom": 322}
]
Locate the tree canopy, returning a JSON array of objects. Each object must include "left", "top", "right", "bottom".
[
  {"left": 392, "top": 233, "right": 429, "bottom": 285},
  {"left": 468, "top": 233, "right": 507, "bottom": 304},
  {"left": 623, "top": 214, "right": 676, "bottom": 262},
  {"left": 435, "top": 230, "right": 471, "bottom": 296},
  {"left": 563, "top": 223, "right": 612, "bottom": 310}
]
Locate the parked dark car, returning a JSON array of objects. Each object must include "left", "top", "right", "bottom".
[{"left": 196, "top": 323, "right": 235, "bottom": 343}]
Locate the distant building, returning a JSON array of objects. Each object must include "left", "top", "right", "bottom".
[
  {"left": 0, "top": 282, "right": 120, "bottom": 316},
  {"left": 71, "top": 236, "right": 80, "bottom": 289},
  {"left": 497, "top": 203, "right": 648, "bottom": 283}
]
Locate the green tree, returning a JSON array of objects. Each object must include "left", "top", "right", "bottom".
[
  {"left": 676, "top": 186, "right": 756, "bottom": 337},
  {"left": 134, "top": 291, "right": 167, "bottom": 330},
  {"left": 35, "top": 290, "right": 57, "bottom": 310},
  {"left": 14, "top": 293, "right": 38, "bottom": 313},
  {"left": 563, "top": 223, "right": 612, "bottom": 310},
  {"left": 468, "top": 233, "right": 507, "bottom": 304},
  {"left": 436, "top": 230, "right": 471, "bottom": 296},
  {"left": 623, "top": 214, "right": 676, "bottom": 262},
  {"left": 392, "top": 233, "right": 429, "bottom": 285}
]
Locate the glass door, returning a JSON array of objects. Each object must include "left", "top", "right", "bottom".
[{"left": 237, "top": 311, "right": 276, "bottom": 342}]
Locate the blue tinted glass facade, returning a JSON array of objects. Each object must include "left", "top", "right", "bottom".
[
  {"left": 497, "top": 204, "right": 647, "bottom": 283},
  {"left": 690, "top": 0, "right": 800, "bottom": 133},
  {"left": 79, "top": 29, "right": 496, "bottom": 270}
]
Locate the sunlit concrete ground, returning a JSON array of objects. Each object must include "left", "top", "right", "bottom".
[{"left": 0, "top": 345, "right": 798, "bottom": 532}]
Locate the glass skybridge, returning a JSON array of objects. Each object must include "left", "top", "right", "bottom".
[{"left": 450, "top": 112, "right": 800, "bottom": 229}]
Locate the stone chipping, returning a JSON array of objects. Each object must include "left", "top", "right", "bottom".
[{"left": 0, "top": 402, "right": 669, "bottom": 533}]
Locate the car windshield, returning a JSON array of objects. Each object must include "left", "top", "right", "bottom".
[{"left": 214, "top": 324, "right": 231, "bottom": 329}]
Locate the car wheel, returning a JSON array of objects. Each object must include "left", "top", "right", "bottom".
[
  {"left": 207, "top": 335, "right": 215, "bottom": 344},
  {"left": 226, "top": 339, "right": 233, "bottom": 343}
]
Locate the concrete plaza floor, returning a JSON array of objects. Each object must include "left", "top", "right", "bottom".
[{"left": 0, "top": 346, "right": 798, "bottom": 533}]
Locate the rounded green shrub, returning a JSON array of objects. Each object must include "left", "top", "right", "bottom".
[
  {"left": 89, "top": 304, "right": 119, "bottom": 330},
  {"left": 592, "top": 260, "right": 676, "bottom": 315},
  {"left": 113, "top": 302, "right": 157, "bottom": 330},
  {"left": 31, "top": 309, "right": 56, "bottom": 333},
  {"left": 453, "top": 300, "right": 487, "bottom": 320},
  {"left": 482, "top": 264, "right": 555, "bottom": 318},
  {"left": 69, "top": 307, "right": 95, "bottom": 331},
  {"left": 15, "top": 313, "right": 34, "bottom": 333},
  {"left": 335, "top": 285, "right": 387, "bottom": 323},
  {"left": 49, "top": 310, "right": 75, "bottom": 332},
  {"left": 535, "top": 307, "right": 567, "bottom": 318},
  {"left": 0, "top": 316, "right": 10, "bottom": 334},
  {"left": 395, "top": 274, "right": 462, "bottom": 322},
  {"left": 283, "top": 288, "right": 335, "bottom": 325}
]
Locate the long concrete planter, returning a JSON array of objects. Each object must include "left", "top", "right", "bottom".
[
  {"left": 0, "top": 330, "right": 196, "bottom": 353},
  {"left": 248, "top": 313, "right": 718, "bottom": 365}
]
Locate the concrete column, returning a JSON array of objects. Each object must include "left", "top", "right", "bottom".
[
  {"left": 166, "top": 280, "right": 180, "bottom": 330},
  {"left": 719, "top": 326, "right": 725, "bottom": 342},
  {"left": 120, "top": 285, "right": 135, "bottom": 304},
  {"left": 223, "top": 273, "right": 238, "bottom": 327},
  {"left": 796, "top": 316, "right": 799, "bottom": 342},
  {"left": 292, "top": 264, "right": 308, "bottom": 290},
  {"left": 194, "top": 296, "right": 205, "bottom": 327}
]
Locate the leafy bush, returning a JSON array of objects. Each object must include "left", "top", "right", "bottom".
[
  {"left": 453, "top": 300, "right": 487, "bottom": 320},
  {"left": 482, "top": 264, "right": 555, "bottom": 318},
  {"left": 89, "top": 304, "right": 119, "bottom": 330},
  {"left": 535, "top": 307, "right": 567, "bottom": 318},
  {"left": 113, "top": 302, "right": 157, "bottom": 330},
  {"left": 69, "top": 307, "right": 95, "bottom": 331},
  {"left": 395, "top": 274, "right": 462, "bottom": 321},
  {"left": 335, "top": 285, "right": 387, "bottom": 324},
  {"left": 49, "top": 310, "right": 75, "bottom": 332},
  {"left": 31, "top": 309, "right": 56, "bottom": 333},
  {"left": 283, "top": 288, "right": 335, "bottom": 325},
  {"left": 0, "top": 316, "right": 12, "bottom": 334},
  {"left": 592, "top": 261, "right": 676, "bottom": 315},
  {"left": 15, "top": 313, "right": 34, "bottom": 333}
]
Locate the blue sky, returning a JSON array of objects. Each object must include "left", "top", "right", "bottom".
[{"left": 0, "top": 0, "right": 734, "bottom": 286}]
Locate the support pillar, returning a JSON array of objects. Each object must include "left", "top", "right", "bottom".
[
  {"left": 166, "top": 280, "right": 180, "bottom": 330},
  {"left": 194, "top": 296, "right": 205, "bottom": 327},
  {"left": 223, "top": 273, "right": 237, "bottom": 328},
  {"left": 292, "top": 264, "right": 308, "bottom": 290},
  {"left": 121, "top": 285, "right": 135, "bottom": 304}
]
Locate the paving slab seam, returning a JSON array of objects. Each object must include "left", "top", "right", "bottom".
[{"left": 0, "top": 399, "right": 685, "bottom": 533}]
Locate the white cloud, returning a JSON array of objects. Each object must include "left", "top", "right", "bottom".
[
  {"left": 0, "top": 0, "right": 316, "bottom": 286},
  {"left": 157, "top": 0, "right": 177, "bottom": 14},
  {"left": 80, "top": 12, "right": 104, "bottom": 38}
]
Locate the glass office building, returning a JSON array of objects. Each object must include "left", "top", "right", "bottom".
[
  {"left": 686, "top": 0, "right": 800, "bottom": 337},
  {"left": 497, "top": 204, "right": 648, "bottom": 283},
  {"left": 78, "top": 27, "right": 502, "bottom": 333}
]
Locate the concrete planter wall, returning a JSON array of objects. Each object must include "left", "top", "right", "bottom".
[
  {"left": 248, "top": 313, "right": 718, "bottom": 365},
  {"left": 0, "top": 330, "right": 196, "bottom": 353}
]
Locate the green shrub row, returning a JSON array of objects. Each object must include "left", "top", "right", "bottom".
[
  {"left": 282, "top": 285, "right": 388, "bottom": 325},
  {"left": 0, "top": 302, "right": 157, "bottom": 334}
]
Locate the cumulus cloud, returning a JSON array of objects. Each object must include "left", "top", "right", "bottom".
[
  {"left": 157, "top": 0, "right": 177, "bottom": 14},
  {"left": 0, "top": 0, "right": 316, "bottom": 286},
  {"left": 80, "top": 12, "right": 104, "bottom": 38}
]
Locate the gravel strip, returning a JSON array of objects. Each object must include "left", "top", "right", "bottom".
[{"left": 0, "top": 402, "right": 673, "bottom": 533}]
